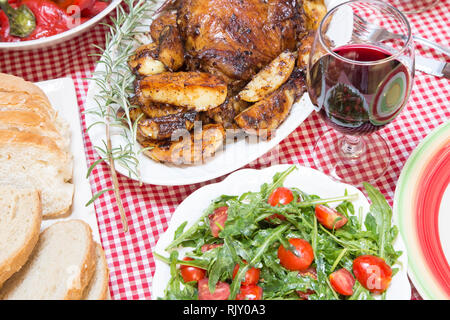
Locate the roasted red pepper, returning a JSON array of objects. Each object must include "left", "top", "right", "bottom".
[
  {"left": 21, "top": 0, "right": 71, "bottom": 40},
  {"left": 0, "top": 0, "right": 108, "bottom": 41},
  {"left": 81, "top": 0, "right": 107, "bottom": 18},
  {"left": 53, "top": 0, "right": 94, "bottom": 11},
  {"left": 0, "top": 9, "right": 11, "bottom": 40},
  {"left": 0, "top": 0, "right": 71, "bottom": 41}
]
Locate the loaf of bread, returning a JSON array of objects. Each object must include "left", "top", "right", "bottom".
[
  {"left": 0, "top": 220, "right": 96, "bottom": 300},
  {"left": 0, "top": 186, "right": 42, "bottom": 288},
  {"left": 0, "top": 73, "right": 73, "bottom": 218}
]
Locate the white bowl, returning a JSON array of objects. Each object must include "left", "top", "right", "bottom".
[{"left": 0, "top": 0, "right": 122, "bottom": 51}]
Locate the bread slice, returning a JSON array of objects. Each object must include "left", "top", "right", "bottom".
[
  {"left": 0, "top": 110, "right": 70, "bottom": 151},
  {"left": 0, "top": 129, "right": 74, "bottom": 218},
  {"left": 0, "top": 220, "right": 96, "bottom": 300},
  {"left": 0, "top": 187, "right": 42, "bottom": 288},
  {"left": 83, "top": 243, "right": 110, "bottom": 300},
  {"left": 0, "top": 91, "right": 56, "bottom": 120}
]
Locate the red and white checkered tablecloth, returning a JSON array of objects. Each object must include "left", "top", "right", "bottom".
[{"left": 1, "top": 0, "right": 449, "bottom": 300}]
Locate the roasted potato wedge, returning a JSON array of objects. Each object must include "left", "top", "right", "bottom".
[
  {"left": 128, "top": 43, "right": 166, "bottom": 76},
  {"left": 150, "top": 10, "right": 178, "bottom": 43},
  {"left": 138, "top": 110, "right": 198, "bottom": 140},
  {"left": 235, "top": 74, "right": 306, "bottom": 138},
  {"left": 303, "top": 0, "right": 327, "bottom": 31},
  {"left": 206, "top": 95, "right": 249, "bottom": 129},
  {"left": 139, "top": 124, "right": 225, "bottom": 165},
  {"left": 136, "top": 72, "right": 228, "bottom": 112},
  {"left": 297, "top": 31, "right": 315, "bottom": 70},
  {"left": 238, "top": 50, "right": 296, "bottom": 103},
  {"left": 158, "top": 25, "right": 185, "bottom": 71}
]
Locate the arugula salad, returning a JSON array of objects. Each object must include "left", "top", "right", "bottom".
[{"left": 155, "top": 166, "right": 402, "bottom": 300}]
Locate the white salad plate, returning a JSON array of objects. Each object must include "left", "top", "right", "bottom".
[
  {"left": 152, "top": 164, "right": 411, "bottom": 300},
  {"left": 36, "top": 77, "right": 100, "bottom": 241},
  {"left": 84, "top": 0, "right": 349, "bottom": 186}
]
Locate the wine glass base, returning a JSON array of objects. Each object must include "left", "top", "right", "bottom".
[{"left": 313, "top": 130, "right": 390, "bottom": 186}]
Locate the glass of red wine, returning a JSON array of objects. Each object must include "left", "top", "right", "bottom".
[{"left": 307, "top": 0, "right": 414, "bottom": 185}]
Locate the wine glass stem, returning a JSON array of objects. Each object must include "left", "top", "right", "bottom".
[{"left": 339, "top": 135, "right": 366, "bottom": 164}]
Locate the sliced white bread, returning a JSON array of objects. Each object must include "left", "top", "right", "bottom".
[
  {"left": 0, "top": 129, "right": 74, "bottom": 218},
  {"left": 0, "top": 220, "right": 96, "bottom": 300},
  {"left": 0, "top": 110, "right": 70, "bottom": 151},
  {"left": 83, "top": 243, "right": 110, "bottom": 300},
  {"left": 0, "top": 186, "right": 42, "bottom": 288}
]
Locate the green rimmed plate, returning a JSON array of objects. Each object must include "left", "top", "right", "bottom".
[{"left": 394, "top": 121, "right": 450, "bottom": 300}]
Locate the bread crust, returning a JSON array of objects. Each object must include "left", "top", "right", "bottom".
[
  {"left": 0, "top": 189, "right": 42, "bottom": 288},
  {"left": 83, "top": 243, "right": 110, "bottom": 300},
  {"left": 62, "top": 220, "right": 97, "bottom": 300},
  {"left": 0, "top": 110, "right": 68, "bottom": 150},
  {"left": 0, "top": 91, "right": 56, "bottom": 120},
  {"left": 0, "top": 129, "right": 66, "bottom": 158},
  {"left": 0, "top": 73, "right": 50, "bottom": 105}
]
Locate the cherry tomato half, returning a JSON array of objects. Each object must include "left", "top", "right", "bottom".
[
  {"left": 198, "top": 278, "right": 230, "bottom": 300},
  {"left": 232, "top": 260, "right": 260, "bottom": 286},
  {"left": 315, "top": 205, "right": 348, "bottom": 230},
  {"left": 201, "top": 243, "right": 223, "bottom": 252},
  {"left": 236, "top": 284, "right": 263, "bottom": 300},
  {"left": 208, "top": 206, "right": 228, "bottom": 238},
  {"left": 278, "top": 238, "right": 314, "bottom": 271},
  {"left": 266, "top": 187, "right": 294, "bottom": 221},
  {"left": 329, "top": 268, "right": 355, "bottom": 296},
  {"left": 352, "top": 255, "right": 392, "bottom": 294},
  {"left": 296, "top": 289, "right": 315, "bottom": 300},
  {"left": 268, "top": 187, "right": 294, "bottom": 206},
  {"left": 180, "top": 257, "right": 206, "bottom": 283}
]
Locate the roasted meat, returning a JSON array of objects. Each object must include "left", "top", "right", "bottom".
[
  {"left": 177, "top": 0, "right": 305, "bottom": 86},
  {"left": 158, "top": 25, "right": 185, "bottom": 71},
  {"left": 150, "top": 9, "right": 178, "bottom": 43},
  {"left": 117, "top": 105, "right": 198, "bottom": 140},
  {"left": 138, "top": 110, "right": 198, "bottom": 140},
  {"left": 127, "top": 0, "right": 327, "bottom": 165}
]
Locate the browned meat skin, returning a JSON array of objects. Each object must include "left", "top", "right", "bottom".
[
  {"left": 177, "top": 0, "right": 305, "bottom": 86},
  {"left": 140, "top": 102, "right": 186, "bottom": 118},
  {"left": 117, "top": 104, "right": 198, "bottom": 140},
  {"left": 150, "top": 10, "right": 178, "bottom": 43},
  {"left": 206, "top": 94, "right": 249, "bottom": 129},
  {"left": 158, "top": 25, "right": 185, "bottom": 71},
  {"left": 138, "top": 110, "right": 198, "bottom": 140}
]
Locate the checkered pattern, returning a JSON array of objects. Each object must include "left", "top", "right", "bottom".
[{"left": 1, "top": 0, "right": 449, "bottom": 300}]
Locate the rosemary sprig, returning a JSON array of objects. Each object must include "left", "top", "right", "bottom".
[{"left": 85, "top": 0, "right": 158, "bottom": 232}]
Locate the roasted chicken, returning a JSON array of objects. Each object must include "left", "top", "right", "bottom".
[
  {"left": 126, "top": 0, "right": 326, "bottom": 165},
  {"left": 178, "top": 0, "right": 303, "bottom": 85}
]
